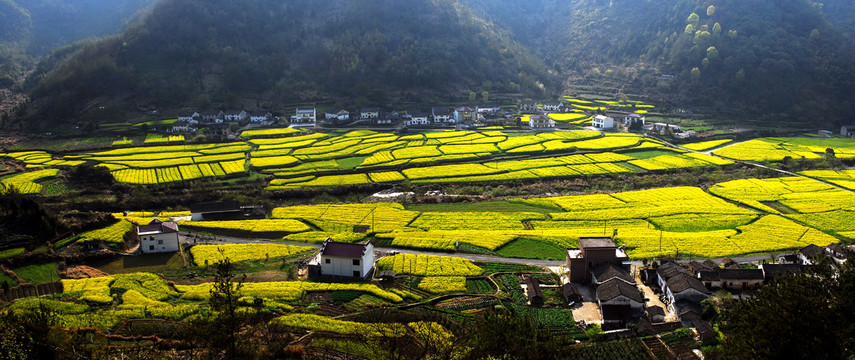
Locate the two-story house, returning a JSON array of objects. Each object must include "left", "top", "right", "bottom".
[
  {"left": 138, "top": 219, "right": 180, "bottom": 254},
  {"left": 316, "top": 239, "right": 375, "bottom": 279}
]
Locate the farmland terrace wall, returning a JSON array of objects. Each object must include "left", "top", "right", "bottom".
[{"left": 0, "top": 281, "right": 63, "bottom": 302}]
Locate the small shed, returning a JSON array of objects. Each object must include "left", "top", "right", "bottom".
[
  {"left": 693, "top": 319, "right": 717, "bottom": 341},
  {"left": 378, "top": 270, "right": 396, "bottom": 282},
  {"left": 525, "top": 276, "right": 544, "bottom": 306},
  {"left": 562, "top": 283, "right": 583, "bottom": 303}
]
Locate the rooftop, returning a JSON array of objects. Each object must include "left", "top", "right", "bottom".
[
  {"left": 596, "top": 278, "right": 644, "bottom": 303},
  {"left": 138, "top": 218, "right": 178, "bottom": 235},
  {"left": 592, "top": 263, "right": 634, "bottom": 284},
  {"left": 321, "top": 239, "right": 368, "bottom": 258},
  {"left": 579, "top": 237, "right": 617, "bottom": 249}
]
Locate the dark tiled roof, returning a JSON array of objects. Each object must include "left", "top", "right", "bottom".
[
  {"left": 525, "top": 276, "right": 543, "bottom": 301},
  {"left": 543, "top": 101, "right": 562, "bottom": 106},
  {"left": 520, "top": 100, "right": 536, "bottom": 105},
  {"left": 674, "top": 300, "right": 701, "bottom": 316},
  {"left": 597, "top": 278, "right": 643, "bottom": 303},
  {"left": 761, "top": 264, "right": 804, "bottom": 277},
  {"left": 645, "top": 305, "right": 666, "bottom": 317},
  {"left": 592, "top": 263, "right": 633, "bottom": 284},
  {"left": 562, "top": 283, "right": 582, "bottom": 300},
  {"left": 530, "top": 114, "right": 551, "bottom": 121},
  {"left": 250, "top": 111, "right": 270, "bottom": 117},
  {"left": 800, "top": 244, "right": 823, "bottom": 256},
  {"left": 432, "top": 107, "right": 451, "bottom": 115},
  {"left": 657, "top": 262, "right": 691, "bottom": 280},
  {"left": 224, "top": 109, "right": 245, "bottom": 114},
  {"left": 718, "top": 268, "right": 764, "bottom": 280},
  {"left": 407, "top": 110, "right": 427, "bottom": 117},
  {"left": 626, "top": 113, "right": 643, "bottom": 118},
  {"left": 361, "top": 107, "right": 380, "bottom": 113},
  {"left": 321, "top": 240, "right": 368, "bottom": 258},
  {"left": 579, "top": 237, "right": 616, "bottom": 249},
  {"left": 138, "top": 219, "right": 178, "bottom": 234},
  {"left": 190, "top": 201, "right": 241, "bottom": 214},
  {"left": 698, "top": 270, "right": 720, "bottom": 282},
  {"left": 637, "top": 317, "right": 656, "bottom": 335},
  {"left": 666, "top": 273, "right": 711, "bottom": 294},
  {"left": 455, "top": 106, "right": 475, "bottom": 112},
  {"left": 693, "top": 319, "right": 715, "bottom": 335},
  {"left": 601, "top": 304, "right": 633, "bottom": 322}
]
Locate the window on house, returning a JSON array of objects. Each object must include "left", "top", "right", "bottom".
[
  {"left": 149, "top": 245, "right": 155, "bottom": 251},
  {"left": 325, "top": 258, "right": 330, "bottom": 264},
  {"left": 352, "top": 259, "right": 360, "bottom": 266},
  {"left": 353, "top": 271, "right": 361, "bottom": 277},
  {"left": 158, "top": 240, "right": 163, "bottom": 245}
]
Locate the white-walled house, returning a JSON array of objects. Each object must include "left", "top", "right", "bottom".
[
  {"left": 325, "top": 109, "right": 350, "bottom": 122},
  {"left": 291, "top": 108, "right": 317, "bottom": 124},
  {"left": 178, "top": 112, "right": 200, "bottom": 122},
  {"left": 138, "top": 219, "right": 180, "bottom": 254},
  {"left": 454, "top": 106, "right": 477, "bottom": 124},
  {"left": 841, "top": 125, "right": 855, "bottom": 138},
  {"left": 432, "top": 107, "right": 454, "bottom": 123},
  {"left": 623, "top": 113, "right": 646, "bottom": 126},
  {"left": 360, "top": 107, "right": 380, "bottom": 119},
  {"left": 529, "top": 114, "right": 555, "bottom": 129},
  {"left": 404, "top": 110, "right": 430, "bottom": 126},
  {"left": 592, "top": 115, "right": 615, "bottom": 129},
  {"left": 224, "top": 110, "right": 248, "bottom": 122},
  {"left": 249, "top": 111, "right": 273, "bottom": 123},
  {"left": 542, "top": 101, "right": 564, "bottom": 113},
  {"left": 316, "top": 239, "right": 374, "bottom": 278}
]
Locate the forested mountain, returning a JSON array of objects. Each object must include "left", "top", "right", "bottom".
[
  {"left": 460, "top": 0, "right": 855, "bottom": 121},
  {"left": 14, "top": 0, "right": 855, "bottom": 128},
  {"left": 18, "top": 0, "right": 557, "bottom": 128},
  {"left": 0, "top": 0, "right": 154, "bottom": 87}
]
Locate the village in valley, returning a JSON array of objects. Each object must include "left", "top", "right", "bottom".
[{"left": 2, "top": 88, "right": 855, "bottom": 359}]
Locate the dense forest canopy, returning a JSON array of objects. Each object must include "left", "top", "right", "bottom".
[{"left": 7, "top": 0, "right": 855, "bottom": 128}]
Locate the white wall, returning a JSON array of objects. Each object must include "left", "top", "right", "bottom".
[
  {"left": 139, "top": 232, "right": 180, "bottom": 253},
  {"left": 320, "top": 244, "right": 374, "bottom": 278}
]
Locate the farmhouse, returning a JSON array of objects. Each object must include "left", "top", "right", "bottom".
[
  {"left": 249, "top": 111, "right": 273, "bottom": 123},
  {"left": 315, "top": 239, "right": 374, "bottom": 279},
  {"left": 360, "top": 107, "right": 380, "bottom": 119},
  {"left": 529, "top": 114, "right": 555, "bottom": 130},
  {"left": 224, "top": 110, "right": 248, "bottom": 122},
  {"left": 841, "top": 124, "right": 855, "bottom": 138},
  {"left": 645, "top": 306, "right": 666, "bottom": 323},
  {"left": 592, "top": 115, "right": 615, "bottom": 129},
  {"left": 758, "top": 263, "right": 804, "bottom": 283},
  {"left": 177, "top": 111, "right": 200, "bottom": 122},
  {"left": 542, "top": 101, "right": 564, "bottom": 112},
  {"left": 478, "top": 104, "right": 501, "bottom": 114},
  {"left": 171, "top": 120, "right": 197, "bottom": 133},
  {"left": 404, "top": 110, "right": 430, "bottom": 126},
  {"left": 518, "top": 100, "right": 538, "bottom": 114},
  {"left": 138, "top": 219, "right": 180, "bottom": 254},
  {"left": 454, "top": 106, "right": 477, "bottom": 124},
  {"left": 798, "top": 244, "right": 824, "bottom": 265},
  {"left": 562, "top": 282, "right": 583, "bottom": 303},
  {"left": 699, "top": 268, "right": 764, "bottom": 290},
  {"left": 566, "top": 237, "right": 630, "bottom": 283},
  {"left": 292, "top": 108, "right": 317, "bottom": 124},
  {"left": 432, "top": 107, "right": 454, "bottom": 123},
  {"left": 202, "top": 111, "right": 224, "bottom": 123},
  {"left": 595, "top": 279, "right": 644, "bottom": 311},
  {"left": 325, "top": 109, "right": 350, "bottom": 122},
  {"left": 623, "top": 113, "right": 646, "bottom": 126}
]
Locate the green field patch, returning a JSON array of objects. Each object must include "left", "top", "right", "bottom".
[
  {"left": 622, "top": 149, "right": 682, "bottom": 160},
  {"left": 13, "top": 262, "right": 60, "bottom": 284},
  {"left": 647, "top": 214, "right": 758, "bottom": 232},
  {"left": 495, "top": 238, "right": 566, "bottom": 260}
]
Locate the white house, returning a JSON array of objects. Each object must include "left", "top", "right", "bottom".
[
  {"left": 519, "top": 100, "right": 538, "bottom": 114},
  {"left": 360, "top": 107, "right": 380, "bottom": 119},
  {"left": 292, "top": 108, "right": 316, "bottom": 124},
  {"left": 432, "top": 107, "right": 453, "bottom": 123},
  {"left": 138, "top": 219, "right": 180, "bottom": 254},
  {"left": 542, "top": 101, "right": 564, "bottom": 113},
  {"left": 478, "top": 104, "right": 501, "bottom": 114},
  {"left": 595, "top": 278, "right": 644, "bottom": 312},
  {"left": 529, "top": 114, "right": 555, "bottom": 130},
  {"left": 316, "top": 239, "right": 374, "bottom": 278},
  {"left": 404, "top": 110, "right": 430, "bottom": 126},
  {"left": 623, "top": 113, "right": 646, "bottom": 126},
  {"left": 841, "top": 125, "right": 855, "bottom": 138},
  {"left": 223, "top": 110, "right": 248, "bottom": 122},
  {"left": 249, "top": 111, "right": 273, "bottom": 123},
  {"left": 171, "top": 120, "right": 197, "bottom": 133},
  {"left": 325, "top": 109, "right": 350, "bottom": 122},
  {"left": 592, "top": 115, "right": 615, "bottom": 129},
  {"left": 202, "top": 111, "right": 224, "bottom": 123},
  {"left": 178, "top": 112, "right": 200, "bottom": 122}
]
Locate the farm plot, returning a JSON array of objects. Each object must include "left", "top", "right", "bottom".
[
  {"left": 0, "top": 151, "right": 84, "bottom": 167},
  {"left": 417, "top": 276, "right": 467, "bottom": 294},
  {"left": 408, "top": 212, "right": 545, "bottom": 230},
  {"left": 713, "top": 137, "right": 855, "bottom": 161},
  {"left": 376, "top": 253, "right": 483, "bottom": 276},
  {"left": 708, "top": 177, "right": 855, "bottom": 213},
  {"left": 69, "top": 143, "right": 249, "bottom": 184},
  {"left": 799, "top": 169, "right": 855, "bottom": 190},
  {"left": 682, "top": 139, "right": 732, "bottom": 151},
  {"left": 190, "top": 243, "right": 314, "bottom": 265},
  {"left": 178, "top": 219, "right": 311, "bottom": 236},
  {"left": 0, "top": 168, "right": 60, "bottom": 194},
  {"left": 271, "top": 203, "right": 419, "bottom": 233}
]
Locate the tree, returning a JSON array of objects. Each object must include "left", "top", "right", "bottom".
[
  {"left": 685, "top": 24, "right": 695, "bottom": 34},
  {"left": 707, "top": 5, "right": 716, "bottom": 16},
  {"left": 694, "top": 30, "right": 712, "bottom": 46},
  {"left": 480, "top": 90, "right": 489, "bottom": 102},
  {"left": 713, "top": 22, "right": 722, "bottom": 36},
  {"left": 687, "top": 12, "right": 700, "bottom": 27},
  {"left": 707, "top": 46, "right": 719, "bottom": 60},
  {"left": 468, "top": 91, "right": 476, "bottom": 102},
  {"left": 208, "top": 254, "right": 248, "bottom": 360},
  {"left": 716, "top": 258, "right": 855, "bottom": 359},
  {"left": 691, "top": 67, "right": 701, "bottom": 81}
]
